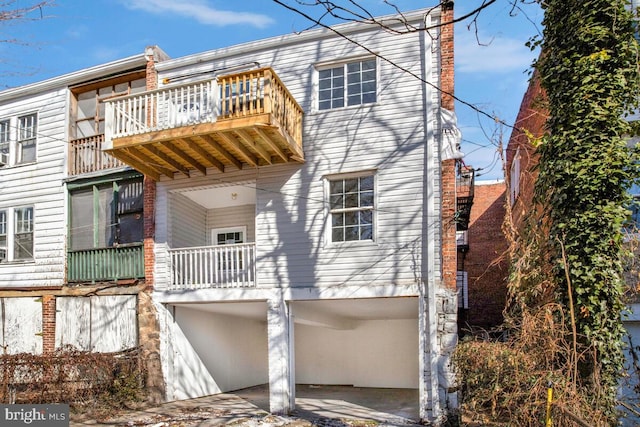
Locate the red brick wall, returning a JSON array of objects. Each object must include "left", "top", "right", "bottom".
[
  {"left": 143, "top": 177, "right": 156, "bottom": 290},
  {"left": 440, "top": 1, "right": 455, "bottom": 111},
  {"left": 506, "top": 71, "right": 547, "bottom": 227},
  {"left": 440, "top": 2, "right": 457, "bottom": 290},
  {"left": 143, "top": 49, "right": 159, "bottom": 290},
  {"left": 42, "top": 295, "right": 56, "bottom": 354},
  {"left": 461, "top": 182, "right": 509, "bottom": 330},
  {"left": 442, "top": 159, "right": 458, "bottom": 290}
]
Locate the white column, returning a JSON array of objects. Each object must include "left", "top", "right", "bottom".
[{"left": 267, "top": 293, "right": 292, "bottom": 414}]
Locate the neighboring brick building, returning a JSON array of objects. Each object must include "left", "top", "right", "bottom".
[{"left": 458, "top": 180, "right": 508, "bottom": 333}]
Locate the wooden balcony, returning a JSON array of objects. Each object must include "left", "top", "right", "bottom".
[
  {"left": 69, "top": 134, "right": 126, "bottom": 175},
  {"left": 168, "top": 243, "right": 256, "bottom": 290},
  {"left": 67, "top": 243, "right": 144, "bottom": 282},
  {"left": 103, "top": 68, "right": 304, "bottom": 181}
]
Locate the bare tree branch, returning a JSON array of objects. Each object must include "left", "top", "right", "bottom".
[{"left": 271, "top": 0, "right": 512, "bottom": 128}]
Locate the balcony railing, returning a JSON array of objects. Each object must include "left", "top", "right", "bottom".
[
  {"left": 168, "top": 243, "right": 256, "bottom": 290},
  {"left": 69, "top": 134, "right": 126, "bottom": 175},
  {"left": 456, "top": 165, "right": 475, "bottom": 231},
  {"left": 67, "top": 243, "right": 144, "bottom": 282},
  {"left": 103, "top": 68, "right": 304, "bottom": 180}
]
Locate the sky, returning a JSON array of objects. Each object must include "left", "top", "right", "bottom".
[{"left": 0, "top": 0, "right": 543, "bottom": 181}]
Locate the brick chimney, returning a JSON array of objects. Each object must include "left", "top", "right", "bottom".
[{"left": 440, "top": 1, "right": 458, "bottom": 291}]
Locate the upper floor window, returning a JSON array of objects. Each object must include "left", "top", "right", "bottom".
[
  {"left": 17, "top": 113, "right": 37, "bottom": 164},
  {"left": 69, "top": 176, "right": 144, "bottom": 251},
  {"left": 0, "top": 206, "right": 34, "bottom": 262},
  {"left": 0, "top": 113, "right": 38, "bottom": 167},
  {"left": 328, "top": 173, "right": 375, "bottom": 242},
  {"left": 318, "top": 59, "right": 377, "bottom": 110},
  {"left": 71, "top": 76, "right": 146, "bottom": 139},
  {"left": 0, "top": 120, "right": 9, "bottom": 166}
]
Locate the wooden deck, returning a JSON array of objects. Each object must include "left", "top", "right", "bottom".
[{"left": 103, "top": 68, "right": 304, "bottom": 180}]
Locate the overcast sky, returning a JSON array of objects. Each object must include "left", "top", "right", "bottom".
[{"left": 0, "top": 0, "right": 542, "bottom": 180}]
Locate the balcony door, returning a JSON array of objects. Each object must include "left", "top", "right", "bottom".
[{"left": 211, "top": 226, "right": 246, "bottom": 272}]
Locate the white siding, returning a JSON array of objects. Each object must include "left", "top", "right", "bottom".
[
  {"left": 169, "top": 192, "right": 206, "bottom": 248},
  {"left": 0, "top": 88, "right": 67, "bottom": 288},
  {"left": 154, "top": 13, "right": 444, "bottom": 289},
  {"left": 206, "top": 204, "right": 255, "bottom": 244}
]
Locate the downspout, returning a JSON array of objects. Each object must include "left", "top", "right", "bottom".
[{"left": 419, "top": 10, "right": 442, "bottom": 424}]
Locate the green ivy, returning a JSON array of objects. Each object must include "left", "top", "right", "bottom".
[{"left": 534, "top": 0, "right": 640, "bottom": 419}]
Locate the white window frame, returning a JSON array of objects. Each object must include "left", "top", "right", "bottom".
[
  {"left": 0, "top": 119, "right": 10, "bottom": 167},
  {"left": 211, "top": 226, "right": 246, "bottom": 245},
  {"left": 0, "top": 210, "right": 6, "bottom": 262},
  {"left": 510, "top": 147, "right": 521, "bottom": 205},
  {"left": 211, "top": 226, "right": 247, "bottom": 272},
  {"left": 0, "top": 112, "right": 38, "bottom": 167},
  {"left": 315, "top": 56, "right": 378, "bottom": 111},
  {"left": 326, "top": 171, "right": 376, "bottom": 244},
  {"left": 0, "top": 206, "right": 34, "bottom": 262}
]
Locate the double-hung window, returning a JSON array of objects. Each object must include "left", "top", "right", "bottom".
[
  {"left": 0, "top": 120, "right": 10, "bottom": 166},
  {"left": 0, "top": 210, "right": 6, "bottom": 261},
  {"left": 0, "top": 113, "right": 38, "bottom": 167},
  {"left": 0, "top": 207, "right": 34, "bottom": 262},
  {"left": 318, "top": 59, "right": 377, "bottom": 110},
  {"left": 329, "top": 174, "right": 375, "bottom": 242},
  {"left": 17, "top": 113, "right": 37, "bottom": 164},
  {"left": 14, "top": 207, "right": 34, "bottom": 260}
]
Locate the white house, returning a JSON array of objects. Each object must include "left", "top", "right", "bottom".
[{"left": 0, "top": 4, "right": 468, "bottom": 425}]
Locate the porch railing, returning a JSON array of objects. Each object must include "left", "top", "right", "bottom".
[
  {"left": 104, "top": 68, "right": 303, "bottom": 151},
  {"left": 67, "top": 243, "right": 144, "bottom": 282},
  {"left": 168, "top": 243, "right": 256, "bottom": 290},
  {"left": 69, "top": 134, "right": 126, "bottom": 175}
]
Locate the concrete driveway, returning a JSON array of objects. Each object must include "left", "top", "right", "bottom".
[{"left": 70, "top": 384, "right": 421, "bottom": 426}]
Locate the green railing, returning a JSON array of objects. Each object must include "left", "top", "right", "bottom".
[{"left": 67, "top": 243, "right": 144, "bottom": 282}]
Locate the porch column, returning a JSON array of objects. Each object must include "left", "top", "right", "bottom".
[{"left": 267, "top": 293, "right": 293, "bottom": 415}]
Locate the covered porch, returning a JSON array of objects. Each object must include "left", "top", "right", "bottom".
[{"left": 156, "top": 182, "right": 258, "bottom": 290}]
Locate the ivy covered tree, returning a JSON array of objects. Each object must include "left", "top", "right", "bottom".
[{"left": 535, "top": 0, "right": 640, "bottom": 419}]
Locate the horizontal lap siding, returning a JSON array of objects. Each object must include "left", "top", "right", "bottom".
[
  {"left": 155, "top": 20, "right": 442, "bottom": 289},
  {"left": 169, "top": 192, "right": 207, "bottom": 248},
  {"left": 258, "top": 29, "right": 432, "bottom": 288},
  {"left": 0, "top": 89, "right": 67, "bottom": 288},
  {"left": 206, "top": 205, "right": 256, "bottom": 244}
]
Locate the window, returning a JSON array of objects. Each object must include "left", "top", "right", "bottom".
[
  {"left": 211, "top": 226, "right": 246, "bottom": 270},
  {"left": 73, "top": 77, "right": 146, "bottom": 138},
  {"left": 318, "top": 59, "right": 377, "bottom": 110},
  {"left": 329, "top": 174, "right": 375, "bottom": 242},
  {"left": 69, "top": 176, "right": 144, "bottom": 250},
  {"left": 17, "top": 114, "right": 37, "bottom": 164},
  {"left": 0, "top": 113, "right": 38, "bottom": 166},
  {"left": 0, "top": 120, "right": 9, "bottom": 166},
  {"left": 0, "top": 210, "right": 6, "bottom": 261},
  {"left": 14, "top": 207, "right": 34, "bottom": 260},
  {"left": 627, "top": 182, "right": 640, "bottom": 232},
  {"left": 510, "top": 147, "right": 521, "bottom": 205},
  {"left": 0, "top": 206, "right": 34, "bottom": 262}
]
